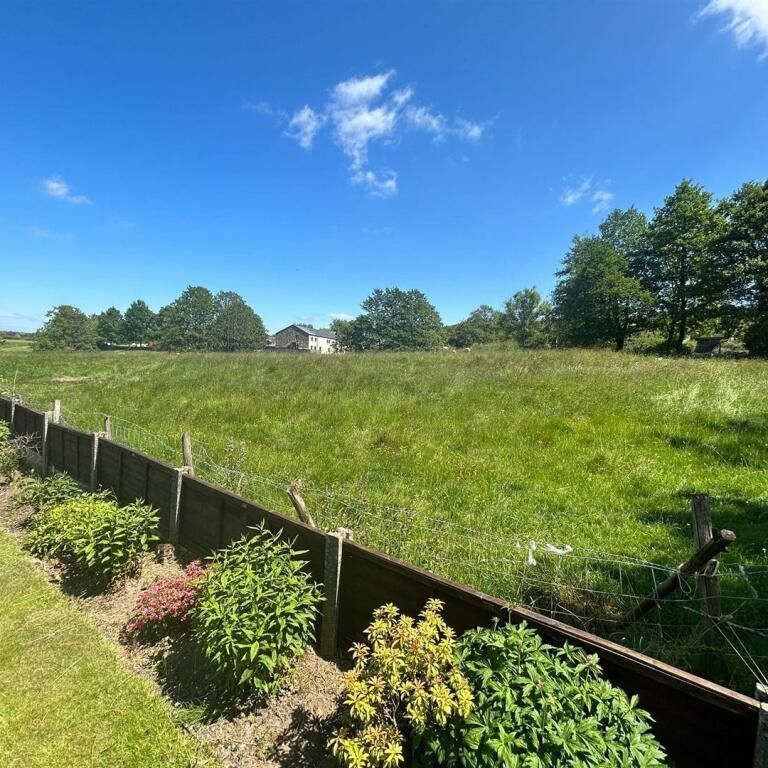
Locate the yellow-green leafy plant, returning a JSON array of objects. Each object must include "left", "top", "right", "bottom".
[{"left": 329, "top": 599, "right": 473, "bottom": 768}]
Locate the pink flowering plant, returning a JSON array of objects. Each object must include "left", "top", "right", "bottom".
[{"left": 125, "top": 561, "right": 207, "bottom": 642}]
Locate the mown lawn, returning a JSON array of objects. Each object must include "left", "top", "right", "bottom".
[
  {"left": 0, "top": 531, "right": 211, "bottom": 768},
  {"left": 0, "top": 345, "right": 766, "bottom": 690}
]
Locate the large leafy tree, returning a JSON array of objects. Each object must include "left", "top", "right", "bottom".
[
  {"left": 552, "top": 236, "right": 652, "bottom": 350},
  {"left": 35, "top": 306, "right": 99, "bottom": 351},
  {"left": 719, "top": 179, "right": 768, "bottom": 355},
  {"left": 644, "top": 180, "right": 726, "bottom": 353},
  {"left": 157, "top": 286, "right": 217, "bottom": 351},
  {"left": 209, "top": 291, "right": 267, "bottom": 352},
  {"left": 122, "top": 300, "right": 157, "bottom": 345},
  {"left": 348, "top": 288, "right": 445, "bottom": 350},
  {"left": 501, "top": 288, "right": 551, "bottom": 348},
  {"left": 96, "top": 307, "right": 124, "bottom": 345},
  {"left": 447, "top": 305, "right": 504, "bottom": 347}
]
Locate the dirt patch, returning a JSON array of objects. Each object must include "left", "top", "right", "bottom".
[
  {"left": 51, "top": 375, "right": 90, "bottom": 383},
  {"left": 0, "top": 480, "right": 345, "bottom": 768}
]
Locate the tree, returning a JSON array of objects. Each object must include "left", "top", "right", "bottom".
[
  {"left": 719, "top": 179, "right": 768, "bottom": 355},
  {"left": 552, "top": 236, "right": 652, "bottom": 350},
  {"left": 35, "top": 306, "right": 98, "bottom": 351},
  {"left": 501, "top": 288, "right": 551, "bottom": 348},
  {"left": 209, "top": 291, "right": 267, "bottom": 352},
  {"left": 447, "top": 305, "right": 504, "bottom": 347},
  {"left": 347, "top": 288, "right": 445, "bottom": 350},
  {"left": 644, "top": 180, "right": 726, "bottom": 353},
  {"left": 96, "top": 307, "right": 124, "bottom": 345},
  {"left": 599, "top": 206, "right": 649, "bottom": 278},
  {"left": 122, "top": 300, "right": 157, "bottom": 345},
  {"left": 157, "top": 286, "right": 217, "bottom": 351}
]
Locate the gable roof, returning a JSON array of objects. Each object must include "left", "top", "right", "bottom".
[{"left": 275, "top": 324, "right": 337, "bottom": 340}]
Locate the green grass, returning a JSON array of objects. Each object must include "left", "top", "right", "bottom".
[
  {"left": 0, "top": 337, "right": 33, "bottom": 353},
  {"left": 0, "top": 531, "right": 211, "bottom": 768},
  {"left": 0, "top": 345, "right": 766, "bottom": 690}
]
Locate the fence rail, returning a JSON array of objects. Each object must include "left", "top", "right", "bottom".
[{"left": 0, "top": 395, "right": 763, "bottom": 768}]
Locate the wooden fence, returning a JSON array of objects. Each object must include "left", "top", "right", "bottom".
[{"left": 0, "top": 395, "right": 764, "bottom": 768}]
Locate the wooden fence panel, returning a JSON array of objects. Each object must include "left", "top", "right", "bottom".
[
  {"left": 337, "top": 541, "right": 759, "bottom": 768},
  {"left": 178, "top": 475, "right": 326, "bottom": 584},
  {"left": 96, "top": 440, "right": 175, "bottom": 538},
  {"left": 46, "top": 423, "right": 92, "bottom": 485},
  {"left": 0, "top": 397, "right": 11, "bottom": 424},
  {"left": 12, "top": 404, "right": 44, "bottom": 447}
]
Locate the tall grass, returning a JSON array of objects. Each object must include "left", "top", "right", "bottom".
[{"left": 1, "top": 345, "right": 766, "bottom": 691}]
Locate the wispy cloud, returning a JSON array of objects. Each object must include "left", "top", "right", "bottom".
[
  {"left": 27, "top": 225, "right": 75, "bottom": 241},
  {"left": 329, "top": 312, "right": 355, "bottom": 321},
  {"left": 560, "top": 177, "right": 593, "bottom": 207},
  {"left": 560, "top": 177, "right": 614, "bottom": 214},
  {"left": 272, "top": 70, "right": 488, "bottom": 197},
  {"left": 42, "top": 177, "right": 91, "bottom": 205},
  {"left": 591, "top": 189, "right": 615, "bottom": 214},
  {"left": 700, "top": 0, "right": 768, "bottom": 59}
]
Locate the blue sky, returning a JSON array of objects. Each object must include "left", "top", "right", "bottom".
[{"left": 1, "top": 0, "right": 767, "bottom": 333}]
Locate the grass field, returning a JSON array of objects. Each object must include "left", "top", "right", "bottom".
[
  {"left": 0, "top": 530, "right": 212, "bottom": 768},
  {"left": 0, "top": 345, "right": 766, "bottom": 689},
  {"left": 0, "top": 337, "right": 33, "bottom": 353}
]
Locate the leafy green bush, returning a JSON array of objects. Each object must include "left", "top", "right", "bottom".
[
  {"left": 330, "top": 600, "right": 473, "bottom": 768},
  {"left": 192, "top": 524, "right": 322, "bottom": 697},
  {"left": 414, "top": 622, "right": 666, "bottom": 767},
  {"left": 14, "top": 471, "right": 83, "bottom": 510},
  {"left": 0, "top": 421, "right": 18, "bottom": 480},
  {"left": 27, "top": 495, "right": 159, "bottom": 584}
]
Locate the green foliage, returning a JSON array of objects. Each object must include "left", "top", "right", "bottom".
[
  {"left": 330, "top": 600, "right": 473, "bottom": 768},
  {"left": 96, "top": 307, "right": 125, "bottom": 345},
  {"left": 0, "top": 421, "right": 16, "bottom": 479},
  {"left": 157, "top": 285, "right": 217, "bottom": 351},
  {"left": 14, "top": 471, "right": 83, "bottom": 510},
  {"left": 415, "top": 622, "right": 666, "bottom": 768},
  {"left": 35, "top": 305, "right": 99, "bottom": 351},
  {"left": 448, "top": 306, "right": 505, "bottom": 348},
  {"left": 27, "top": 495, "right": 159, "bottom": 585},
  {"left": 192, "top": 524, "right": 322, "bottom": 697},
  {"left": 501, "top": 288, "right": 551, "bottom": 348},
  {"left": 343, "top": 288, "right": 446, "bottom": 350},
  {"left": 208, "top": 290, "right": 267, "bottom": 352},
  {"left": 122, "top": 300, "right": 157, "bottom": 344}
]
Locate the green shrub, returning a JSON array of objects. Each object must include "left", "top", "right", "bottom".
[
  {"left": 0, "top": 421, "right": 18, "bottom": 480},
  {"left": 27, "top": 495, "right": 159, "bottom": 585},
  {"left": 192, "top": 524, "right": 322, "bottom": 698},
  {"left": 14, "top": 471, "right": 83, "bottom": 510},
  {"left": 330, "top": 600, "right": 473, "bottom": 768},
  {"left": 414, "top": 622, "right": 666, "bottom": 767}
]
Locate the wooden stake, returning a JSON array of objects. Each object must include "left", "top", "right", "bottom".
[
  {"left": 181, "top": 431, "right": 194, "bottom": 475},
  {"left": 168, "top": 467, "right": 187, "bottom": 546},
  {"left": 623, "top": 529, "right": 736, "bottom": 624},
  {"left": 319, "top": 527, "right": 353, "bottom": 659},
  {"left": 756, "top": 683, "right": 768, "bottom": 768},
  {"left": 691, "top": 494, "right": 722, "bottom": 620},
  {"left": 287, "top": 482, "right": 316, "bottom": 528}
]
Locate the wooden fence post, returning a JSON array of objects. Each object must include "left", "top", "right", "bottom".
[
  {"left": 90, "top": 432, "right": 100, "bottom": 491},
  {"left": 288, "top": 482, "right": 316, "bottom": 527},
  {"left": 691, "top": 494, "right": 722, "bottom": 620},
  {"left": 52, "top": 400, "right": 61, "bottom": 425},
  {"left": 319, "top": 527, "right": 353, "bottom": 659},
  {"left": 103, "top": 415, "right": 112, "bottom": 440},
  {"left": 182, "top": 431, "right": 194, "bottom": 475},
  {"left": 756, "top": 683, "right": 768, "bottom": 768},
  {"left": 40, "top": 412, "right": 50, "bottom": 477},
  {"left": 168, "top": 467, "right": 188, "bottom": 546}
]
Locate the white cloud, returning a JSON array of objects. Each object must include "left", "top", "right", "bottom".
[
  {"left": 351, "top": 169, "right": 398, "bottom": 198},
  {"left": 280, "top": 70, "right": 487, "bottom": 196},
  {"left": 700, "top": 0, "right": 768, "bottom": 58},
  {"left": 560, "top": 177, "right": 593, "bottom": 206},
  {"left": 329, "top": 312, "right": 355, "bottom": 321},
  {"left": 42, "top": 177, "right": 91, "bottom": 205},
  {"left": 591, "top": 189, "right": 615, "bottom": 214},
  {"left": 285, "top": 105, "right": 325, "bottom": 149}
]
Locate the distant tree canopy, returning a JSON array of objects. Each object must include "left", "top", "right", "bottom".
[
  {"left": 123, "top": 300, "right": 157, "bottom": 345},
  {"left": 501, "top": 288, "right": 551, "bottom": 348},
  {"left": 36, "top": 306, "right": 98, "bottom": 351},
  {"left": 96, "top": 307, "right": 124, "bottom": 345},
  {"left": 209, "top": 291, "right": 267, "bottom": 352},
  {"left": 342, "top": 288, "right": 446, "bottom": 351},
  {"left": 447, "top": 305, "right": 504, "bottom": 347}
]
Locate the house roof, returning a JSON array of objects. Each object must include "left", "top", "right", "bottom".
[{"left": 276, "top": 324, "right": 337, "bottom": 340}]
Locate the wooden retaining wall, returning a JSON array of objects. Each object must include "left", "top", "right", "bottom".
[{"left": 0, "top": 395, "right": 762, "bottom": 767}]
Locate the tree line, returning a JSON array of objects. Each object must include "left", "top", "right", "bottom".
[
  {"left": 35, "top": 176, "right": 767, "bottom": 356},
  {"left": 37, "top": 286, "right": 268, "bottom": 352}
]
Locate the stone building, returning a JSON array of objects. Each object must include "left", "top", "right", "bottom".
[{"left": 271, "top": 324, "right": 338, "bottom": 353}]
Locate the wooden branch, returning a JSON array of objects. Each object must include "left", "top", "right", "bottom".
[
  {"left": 624, "top": 529, "right": 736, "bottom": 624},
  {"left": 287, "top": 482, "right": 316, "bottom": 528}
]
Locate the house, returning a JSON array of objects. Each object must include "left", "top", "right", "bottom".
[{"left": 271, "top": 324, "right": 338, "bottom": 354}]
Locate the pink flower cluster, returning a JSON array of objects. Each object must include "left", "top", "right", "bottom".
[{"left": 125, "top": 561, "right": 207, "bottom": 640}]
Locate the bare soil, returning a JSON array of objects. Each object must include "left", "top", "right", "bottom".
[{"left": 0, "top": 481, "right": 344, "bottom": 768}]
